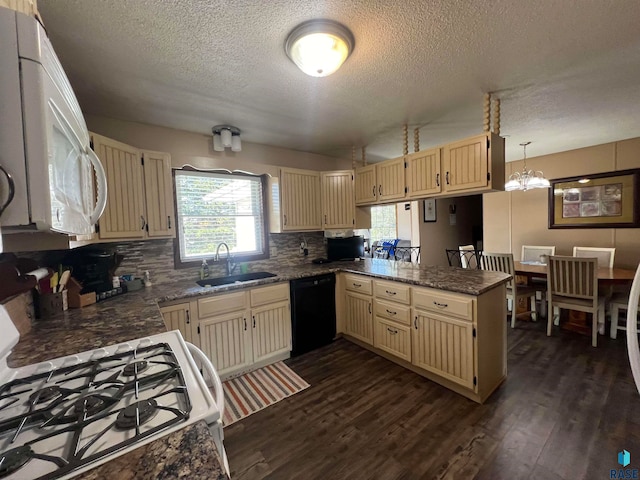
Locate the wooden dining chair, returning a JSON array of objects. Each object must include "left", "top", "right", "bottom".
[
  {"left": 609, "top": 291, "right": 640, "bottom": 339},
  {"left": 547, "top": 256, "right": 605, "bottom": 347},
  {"left": 481, "top": 252, "right": 538, "bottom": 328},
  {"left": 573, "top": 246, "right": 615, "bottom": 268},
  {"left": 521, "top": 245, "right": 556, "bottom": 317}
]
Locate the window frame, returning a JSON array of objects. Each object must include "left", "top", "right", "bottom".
[{"left": 172, "top": 168, "right": 270, "bottom": 269}]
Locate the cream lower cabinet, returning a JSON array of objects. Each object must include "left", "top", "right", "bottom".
[
  {"left": 159, "top": 302, "right": 198, "bottom": 344},
  {"left": 342, "top": 273, "right": 374, "bottom": 344},
  {"left": 373, "top": 280, "right": 411, "bottom": 362},
  {"left": 340, "top": 274, "right": 507, "bottom": 404},
  {"left": 195, "top": 282, "right": 291, "bottom": 379}
]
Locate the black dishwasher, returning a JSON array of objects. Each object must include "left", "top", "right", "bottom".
[{"left": 290, "top": 273, "right": 336, "bottom": 356}]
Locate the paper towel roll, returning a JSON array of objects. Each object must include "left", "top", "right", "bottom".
[{"left": 27, "top": 268, "right": 50, "bottom": 281}]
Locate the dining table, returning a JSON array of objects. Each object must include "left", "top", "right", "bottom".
[{"left": 513, "top": 260, "right": 637, "bottom": 335}]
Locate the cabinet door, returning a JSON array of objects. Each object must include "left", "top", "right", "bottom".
[
  {"left": 251, "top": 301, "right": 291, "bottom": 364},
  {"left": 160, "top": 303, "right": 197, "bottom": 345},
  {"left": 406, "top": 149, "right": 441, "bottom": 197},
  {"left": 321, "top": 171, "right": 355, "bottom": 229},
  {"left": 92, "top": 134, "right": 146, "bottom": 239},
  {"left": 374, "top": 317, "right": 411, "bottom": 362},
  {"left": 377, "top": 157, "right": 406, "bottom": 202},
  {"left": 354, "top": 165, "right": 377, "bottom": 205},
  {"left": 412, "top": 311, "right": 475, "bottom": 390},
  {"left": 442, "top": 134, "right": 488, "bottom": 192},
  {"left": 142, "top": 150, "right": 174, "bottom": 238},
  {"left": 280, "top": 168, "right": 322, "bottom": 231},
  {"left": 344, "top": 292, "right": 373, "bottom": 345},
  {"left": 200, "top": 310, "right": 253, "bottom": 377}
]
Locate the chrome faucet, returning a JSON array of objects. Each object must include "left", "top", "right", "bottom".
[{"left": 215, "top": 242, "right": 236, "bottom": 275}]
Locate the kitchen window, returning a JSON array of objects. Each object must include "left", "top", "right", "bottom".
[
  {"left": 370, "top": 204, "right": 397, "bottom": 243},
  {"left": 174, "top": 170, "right": 269, "bottom": 265}
]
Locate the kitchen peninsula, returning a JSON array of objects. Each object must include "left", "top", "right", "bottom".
[{"left": 5, "top": 260, "right": 508, "bottom": 479}]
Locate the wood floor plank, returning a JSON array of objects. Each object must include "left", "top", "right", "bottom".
[{"left": 224, "top": 321, "right": 640, "bottom": 479}]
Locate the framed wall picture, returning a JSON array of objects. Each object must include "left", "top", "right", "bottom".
[
  {"left": 423, "top": 199, "right": 437, "bottom": 222},
  {"left": 548, "top": 169, "right": 640, "bottom": 228}
]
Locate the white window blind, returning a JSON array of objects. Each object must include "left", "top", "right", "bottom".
[{"left": 175, "top": 170, "right": 265, "bottom": 261}]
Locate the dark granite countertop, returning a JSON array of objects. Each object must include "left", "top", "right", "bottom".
[
  {"left": 77, "top": 421, "right": 227, "bottom": 480},
  {"left": 6, "top": 259, "right": 508, "bottom": 480}
]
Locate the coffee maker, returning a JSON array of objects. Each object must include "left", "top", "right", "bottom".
[{"left": 64, "top": 250, "right": 116, "bottom": 294}]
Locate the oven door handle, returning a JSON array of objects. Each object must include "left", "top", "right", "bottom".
[{"left": 186, "top": 342, "right": 225, "bottom": 419}]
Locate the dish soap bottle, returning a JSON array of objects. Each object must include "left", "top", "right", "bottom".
[{"left": 200, "top": 260, "right": 209, "bottom": 280}]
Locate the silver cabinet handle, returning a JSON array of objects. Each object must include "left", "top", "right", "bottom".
[
  {"left": 244, "top": 318, "right": 247, "bottom": 330},
  {"left": 368, "top": 303, "right": 372, "bottom": 314},
  {"left": 378, "top": 185, "right": 382, "bottom": 196},
  {"left": 436, "top": 173, "right": 440, "bottom": 187},
  {"left": 252, "top": 316, "right": 256, "bottom": 328},
  {"left": 385, "top": 290, "right": 397, "bottom": 296},
  {"left": 433, "top": 301, "right": 448, "bottom": 308},
  {"left": 446, "top": 172, "right": 450, "bottom": 185},
  {"left": 387, "top": 327, "right": 398, "bottom": 335},
  {"left": 386, "top": 309, "right": 397, "bottom": 316},
  {"left": 186, "top": 310, "right": 190, "bottom": 324},
  {"left": 414, "top": 316, "right": 418, "bottom": 329},
  {"left": 372, "top": 186, "right": 376, "bottom": 197},
  {"left": 168, "top": 216, "right": 172, "bottom": 229}
]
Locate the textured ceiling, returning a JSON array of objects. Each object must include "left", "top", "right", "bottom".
[{"left": 37, "top": 0, "right": 640, "bottom": 163}]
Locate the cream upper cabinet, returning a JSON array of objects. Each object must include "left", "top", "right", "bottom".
[
  {"left": 442, "top": 132, "right": 505, "bottom": 194},
  {"left": 91, "top": 133, "right": 175, "bottom": 241},
  {"left": 321, "top": 170, "right": 355, "bottom": 229},
  {"left": 142, "top": 150, "right": 175, "bottom": 238},
  {"left": 406, "top": 148, "right": 442, "bottom": 198},
  {"left": 354, "top": 165, "right": 377, "bottom": 205},
  {"left": 376, "top": 157, "right": 406, "bottom": 202},
  {"left": 279, "top": 168, "right": 322, "bottom": 231},
  {"left": 92, "top": 134, "right": 146, "bottom": 239}
]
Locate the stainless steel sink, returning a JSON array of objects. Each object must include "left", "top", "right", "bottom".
[{"left": 196, "top": 271, "right": 277, "bottom": 287}]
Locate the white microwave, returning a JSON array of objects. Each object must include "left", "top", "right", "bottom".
[{"left": 0, "top": 7, "right": 106, "bottom": 236}]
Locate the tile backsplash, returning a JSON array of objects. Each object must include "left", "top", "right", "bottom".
[{"left": 13, "top": 232, "right": 327, "bottom": 286}]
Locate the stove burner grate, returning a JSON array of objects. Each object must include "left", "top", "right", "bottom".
[
  {"left": 0, "top": 445, "right": 32, "bottom": 478},
  {"left": 29, "top": 385, "right": 62, "bottom": 404},
  {"left": 115, "top": 399, "right": 158, "bottom": 430},
  {"left": 73, "top": 394, "right": 109, "bottom": 417},
  {"left": 122, "top": 360, "right": 149, "bottom": 377}
]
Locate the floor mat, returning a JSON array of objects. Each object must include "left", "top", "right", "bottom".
[{"left": 221, "top": 361, "right": 310, "bottom": 426}]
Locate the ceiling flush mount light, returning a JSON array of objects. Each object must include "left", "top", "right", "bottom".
[
  {"left": 285, "top": 19, "right": 354, "bottom": 77},
  {"left": 212, "top": 125, "right": 241, "bottom": 152},
  {"left": 505, "top": 142, "right": 551, "bottom": 192}
]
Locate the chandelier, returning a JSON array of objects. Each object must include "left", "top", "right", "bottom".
[{"left": 504, "top": 142, "right": 550, "bottom": 191}]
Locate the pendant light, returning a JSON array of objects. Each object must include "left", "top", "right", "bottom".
[
  {"left": 285, "top": 19, "right": 354, "bottom": 77},
  {"left": 505, "top": 142, "right": 551, "bottom": 191}
]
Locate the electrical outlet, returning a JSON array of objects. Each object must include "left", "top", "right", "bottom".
[
  {"left": 299, "top": 242, "right": 306, "bottom": 254},
  {"left": 270, "top": 245, "right": 277, "bottom": 257}
]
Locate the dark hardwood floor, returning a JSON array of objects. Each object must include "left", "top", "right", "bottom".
[{"left": 224, "top": 321, "right": 640, "bottom": 480}]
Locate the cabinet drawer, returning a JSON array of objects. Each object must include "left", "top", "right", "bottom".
[
  {"left": 374, "top": 299, "right": 410, "bottom": 325},
  {"left": 413, "top": 287, "right": 474, "bottom": 321},
  {"left": 250, "top": 282, "right": 289, "bottom": 307},
  {"left": 374, "top": 280, "right": 411, "bottom": 305},
  {"left": 198, "top": 291, "right": 248, "bottom": 318},
  {"left": 374, "top": 317, "right": 411, "bottom": 362},
  {"left": 344, "top": 274, "right": 372, "bottom": 295}
]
